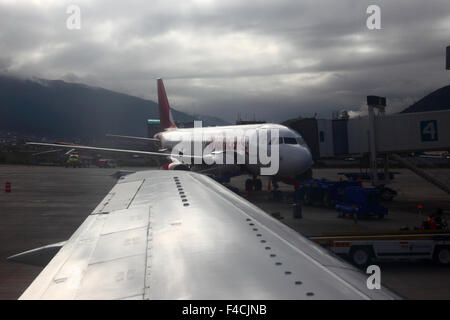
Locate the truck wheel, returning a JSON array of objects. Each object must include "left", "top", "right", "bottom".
[
  {"left": 380, "top": 188, "right": 395, "bottom": 201},
  {"left": 350, "top": 247, "right": 372, "bottom": 268},
  {"left": 434, "top": 246, "right": 450, "bottom": 266}
]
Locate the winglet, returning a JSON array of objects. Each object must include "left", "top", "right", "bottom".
[
  {"left": 157, "top": 78, "right": 177, "bottom": 130},
  {"left": 7, "top": 241, "right": 66, "bottom": 267}
]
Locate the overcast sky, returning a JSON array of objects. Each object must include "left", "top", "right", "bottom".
[{"left": 1, "top": 0, "right": 449, "bottom": 122}]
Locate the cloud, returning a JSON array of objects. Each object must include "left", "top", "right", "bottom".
[{"left": 0, "top": 0, "right": 449, "bottom": 122}]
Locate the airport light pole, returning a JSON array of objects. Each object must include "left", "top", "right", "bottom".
[
  {"left": 446, "top": 46, "right": 450, "bottom": 71},
  {"left": 367, "top": 96, "right": 386, "bottom": 186}
]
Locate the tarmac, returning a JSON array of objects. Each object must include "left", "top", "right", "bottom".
[{"left": 0, "top": 164, "right": 449, "bottom": 299}]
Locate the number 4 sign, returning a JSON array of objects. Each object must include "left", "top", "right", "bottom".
[{"left": 420, "top": 120, "right": 438, "bottom": 142}]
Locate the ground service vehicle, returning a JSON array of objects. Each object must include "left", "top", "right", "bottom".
[
  {"left": 310, "top": 229, "right": 450, "bottom": 268},
  {"left": 296, "top": 179, "right": 361, "bottom": 207},
  {"left": 335, "top": 187, "right": 388, "bottom": 220}
]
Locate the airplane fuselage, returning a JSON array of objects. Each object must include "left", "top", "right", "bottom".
[{"left": 156, "top": 123, "right": 313, "bottom": 179}]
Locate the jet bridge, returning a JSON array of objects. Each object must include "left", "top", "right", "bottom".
[
  {"left": 347, "top": 109, "right": 450, "bottom": 155},
  {"left": 289, "top": 98, "right": 450, "bottom": 194}
]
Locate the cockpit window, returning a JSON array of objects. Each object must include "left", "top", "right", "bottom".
[
  {"left": 283, "top": 137, "right": 298, "bottom": 144},
  {"left": 271, "top": 136, "right": 307, "bottom": 146},
  {"left": 296, "top": 137, "right": 306, "bottom": 146}
]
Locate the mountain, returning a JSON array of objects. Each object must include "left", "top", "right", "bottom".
[
  {"left": 401, "top": 85, "right": 450, "bottom": 113},
  {"left": 0, "top": 75, "right": 228, "bottom": 141}
]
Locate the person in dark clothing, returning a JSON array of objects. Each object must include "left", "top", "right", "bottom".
[{"left": 424, "top": 208, "right": 447, "bottom": 230}]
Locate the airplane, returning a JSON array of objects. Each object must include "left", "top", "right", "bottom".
[
  {"left": 27, "top": 79, "right": 314, "bottom": 191},
  {"left": 8, "top": 169, "right": 399, "bottom": 299},
  {"left": 11, "top": 80, "right": 399, "bottom": 300}
]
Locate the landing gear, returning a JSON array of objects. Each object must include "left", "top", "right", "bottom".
[
  {"left": 245, "top": 178, "right": 254, "bottom": 192},
  {"left": 254, "top": 178, "right": 262, "bottom": 191},
  {"left": 271, "top": 179, "right": 279, "bottom": 191},
  {"left": 245, "top": 176, "right": 263, "bottom": 192}
]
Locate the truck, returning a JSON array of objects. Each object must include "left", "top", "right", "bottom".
[
  {"left": 337, "top": 172, "right": 398, "bottom": 201},
  {"left": 335, "top": 186, "right": 388, "bottom": 220},
  {"left": 297, "top": 179, "right": 388, "bottom": 219},
  {"left": 296, "top": 179, "right": 361, "bottom": 208},
  {"left": 310, "top": 229, "right": 450, "bottom": 268}
]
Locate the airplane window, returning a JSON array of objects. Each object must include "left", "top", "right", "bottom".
[
  {"left": 284, "top": 137, "right": 297, "bottom": 144},
  {"left": 296, "top": 137, "right": 306, "bottom": 146}
]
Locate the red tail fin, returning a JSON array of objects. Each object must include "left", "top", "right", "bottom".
[{"left": 157, "top": 78, "right": 177, "bottom": 130}]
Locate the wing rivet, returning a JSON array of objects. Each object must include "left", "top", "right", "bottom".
[
  {"left": 285, "top": 271, "right": 292, "bottom": 275},
  {"left": 265, "top": 247, "right": 271, "bottom": 250},
  {"left": 275, "top": 262, "right": 282, "bottom": 266},
  {"left": 306, "top": 292, "right": 314, "bottom": 296},
  {"left": 295, "top": 281, "right": 302, "bottom": 285}
]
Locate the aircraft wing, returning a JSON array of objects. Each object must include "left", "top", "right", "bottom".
[
  {"left": 16, "top": 170, "right": 398, "bottom": 300},
  {"left": 26, "top": 142, "right": 202, "bottom": 162},
  {"left": 106, "top": 134, "right": 160, "bottom": 142}
]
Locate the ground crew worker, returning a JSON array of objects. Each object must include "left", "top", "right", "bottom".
[
  {"left": 430, "top": 208, "right": 447, "bottom": 229},
  {"left": 423, "top": 208, "right": 447, "bottom": 230}
]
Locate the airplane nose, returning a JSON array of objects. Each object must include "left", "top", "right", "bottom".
[
  {"left": 278, "top": 146, "right": 313, "bottom": 177},
  {"left": 295, "top": 147, "right": 313, "bottom": 174}
]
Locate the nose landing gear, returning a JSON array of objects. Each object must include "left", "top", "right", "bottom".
[{"left": 245, "top": 175, "right": 263, "bottom": 192}]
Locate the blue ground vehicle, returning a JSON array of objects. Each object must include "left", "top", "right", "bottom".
[
  {"left": 335, "top": 186, "right": 388, "bottom": 220},
  {"left": 296, "top": 179, "right": 361, "bottom": 208},
  {"left": 337, "top": 172, "right": 398, "bottom": 201}
]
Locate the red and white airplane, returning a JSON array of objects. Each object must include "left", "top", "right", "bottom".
[
  {"left": 28, "top": 79, "right": 314, "bottom": 189},
  {"left": 15, "top": 80, "right": 399, "bottom": 300}
]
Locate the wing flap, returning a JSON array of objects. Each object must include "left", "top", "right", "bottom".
[
  {"left": 92, "top": 180, "right": 144, "bottom": 214},
  {"left": 21, "top": 205, "right": 151, "bottom": 300}
]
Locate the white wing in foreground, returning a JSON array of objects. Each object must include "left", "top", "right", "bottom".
[{"left": 16, "top": 170, "right": 399, "bottom": 300}]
